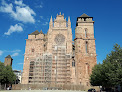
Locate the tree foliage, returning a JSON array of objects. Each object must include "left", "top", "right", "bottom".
[
  {"left": 0, "top": 62, "right": 16, "bottom": 85},
  {"left": 90, "top": 44, "right": 122, "bottom": 87}
]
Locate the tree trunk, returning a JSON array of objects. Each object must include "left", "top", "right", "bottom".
[
  {"left": 0, "top": 83, "right": 1, "bottom": 90},
  {"left": 4, "top": 83, "right": 6, "bottom": 90}
]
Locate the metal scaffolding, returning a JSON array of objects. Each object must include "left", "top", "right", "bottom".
[
  {"left": 28, "top": 54, "right": 52, "bottom": 84},
  {"left": 52, "top": 45, "right": 71, "bottom": 84},
  {"left": 28, "top": 45, "right": 71, "bottom": 84}
]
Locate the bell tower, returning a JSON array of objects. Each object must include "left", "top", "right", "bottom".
[{"left": 74, "top": 13, "right": 97, "bottom": 86}]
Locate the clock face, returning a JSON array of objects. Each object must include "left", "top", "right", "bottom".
[{"left": 54, "top": 34, "right": 65, "bottom": 45}]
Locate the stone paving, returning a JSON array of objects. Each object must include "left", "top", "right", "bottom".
[{"left": 0, "top": 90, "right": 86, "bottom": 92}]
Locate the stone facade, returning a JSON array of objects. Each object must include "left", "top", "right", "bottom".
[
  {"left": 4, "top": 55, "right": 13, "bottom": 66},
  {"left": 74, "top": 14, "right": 97, "bottom": 86},
  {"left": 22, "top": 13, "right": 96, "bottom": 86}
]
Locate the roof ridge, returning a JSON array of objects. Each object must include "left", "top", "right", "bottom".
[
  {"left": 5, "top": 55, "right": 12, "bottom": 58},
  {"left": 80, "top": 13, "right": 90, "bottom": 17},
  {"left": 30, "top": 30, "right": 40, "bottom": 35}
]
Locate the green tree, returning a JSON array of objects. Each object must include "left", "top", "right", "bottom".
[
  {"left": 90, "top": 44, "right": 122, "bottom": 88},
  {"left": 0, "top": 62, "right": 16, "bottom": 89},
  {"left": 90, "top": 63, "right": 102, "bottom": 86},
  {"left": 0, "top": 62, "right": 5, "bottom": 84}
]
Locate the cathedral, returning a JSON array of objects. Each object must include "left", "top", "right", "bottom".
[{"left": 22, "top": 13, "right": 97, "bottom": 86}]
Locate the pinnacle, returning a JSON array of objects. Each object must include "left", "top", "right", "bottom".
[
  {"left": 40, "top": 30, "right": 43, "bottom": 34},
  {"left": 50, "top": 16, "right": 53, "bottom": 23}
]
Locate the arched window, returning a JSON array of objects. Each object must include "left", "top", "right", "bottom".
[
  {"left": 72, "top": 61, "right": 75, "bottom": 67},
  {"left": 85, "top": 41, "right": 88, "bottom": 53},
  {"left": 85, "top": 29, "right": 88, "bottom": 38}
]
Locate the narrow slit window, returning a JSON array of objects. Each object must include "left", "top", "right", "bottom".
[
  {"left": 85, "top": 41, "right": 88, "bottom": 53},
  {"left": 86, "top": 63, "right": 89, "bottom": 75},
  {"left": 72, "top": 61, "right": 75, "bottom": 67},
  {"left": 32, "top": 48, "right": 35, "bottom": 52},
  {"left": 85, "top": 29, "right": 87, "bottom": 38}
]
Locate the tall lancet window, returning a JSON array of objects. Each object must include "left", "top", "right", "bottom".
[
  {"left": 85, "top": 63, "right": 89, "bottom": 75},
  {"left": 72, "top": 60, "right": 75, "bottom": 67},
  {"left": 85, "top": 29, "right": 87, "bottom": 38},
  {"left": 85, "top": 41, "right": 88, "bottom": 53}
]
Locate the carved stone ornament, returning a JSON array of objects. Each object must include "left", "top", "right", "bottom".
[{"left": 54, "top": 34, "right": 65, "bottom": 45}]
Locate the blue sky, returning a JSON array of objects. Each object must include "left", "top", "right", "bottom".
[{"left": 0, "top": 0, "right": 122, "bottom": 71}]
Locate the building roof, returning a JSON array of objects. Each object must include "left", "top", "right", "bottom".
[
  {"left": 13, "top": 70, "right": 21, "bottom": 73},
  {"left": 5, "top": 55, "right": 12, "bottom": 58},
  {"left": 80, "top": 13, "right": 91, "bottom": 17},
  {"left": 29, "top": 30, "right": 40, "bottom": 35}
]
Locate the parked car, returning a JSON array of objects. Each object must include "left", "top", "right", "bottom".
[{"left": 88, "top": 88, "right": 96, "bottom": 92}]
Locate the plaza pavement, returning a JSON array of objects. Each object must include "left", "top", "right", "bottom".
[{"left": 0, "top": 90, "right": 86, "bottom": 92}]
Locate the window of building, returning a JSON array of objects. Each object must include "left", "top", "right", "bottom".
[
  {"left": 35, "top": 35, "right": 36, "bottom": 38},
  {"left": 72, "top": 61, "right": 75, "bottom": 67},
  {"left": 84, "top": 18, "right": 86, "bottom": 21},
  {"left": 29, "top": 77, "right": 32, "bottom": 79},
  {"left": 85, "top": 29, "right": 88, "bottom": 38},
  {"left": 80, "top": 82, "right": 82, "bottom": 85},
  {"left": 32, "top": 48, "right": 35, "bottom": 52},
  {"left": 86, "top": 63, "right": 89, "bottom": 75},
  {"left": 29, "top": 61, "right": 34, "bottom": 75},
  {"left": 30, "top": 61, "right": 34, "bottom": 65},
  {"left": 85, "top": 41, "right": 88, "bottom": 53},
  {"left": 86, "top": 82, "right": 89, "bottom": 86}
]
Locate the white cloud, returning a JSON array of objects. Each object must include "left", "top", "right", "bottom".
[
  {"left": 42, "top": 22, "right": 48, "bottom": 25},
  {"left": 4, "top": 24, "right": 23, "bottom": 35},
  {"left": 0, "top": 0, "right": 36, "bottom": 23},
  {"left": 35, "top": 2, "right": 43, "bottom": 9},
  {"left": 12, "top": 6, "right": 36, "bottom": 23},
  {"left": 37, "top": 20, "right": 40, "bottom": 23},
  {"left": 18, "top": 63, "right": 23, "bottom": 65},
  {"left": 39, "top": 5, "right": 43, "bottom": 8},
  {"left": 0, "top": 0, "right": 13, "bottom": 13},
  {"left": 40, "top": 16, "right": 43, "bottom": 19},
  {"left": 15, "top": 0, "right": 25, "bottom": 6},
  {"left": 0, "top": 50, "right": 3, "bottom": 56},
  {"left": 4, "top": 49, "right": 21, "bottom": 52},
  {"left": 11, "top": 49, "right": 21, "bottom": 52},
  {"left": 11, "top": 52, "right": 19, "bottom": 57}
]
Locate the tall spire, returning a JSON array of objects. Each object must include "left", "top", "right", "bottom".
[
  {"left": 68, "top": 16, "right": 70, "bottom": 22},
  {"left": 68, "top": 16, "right": 71, "bottom": 28},
  {"left": 49, "top": 16, "right": 53, "bottom": 29},
  {"left": 50, "top": 16, "right": 53, "bottom": 23}
]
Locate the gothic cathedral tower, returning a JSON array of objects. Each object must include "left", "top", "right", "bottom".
[
  {"left": 47, "top": 13, "right": 72, "bottom": 84},
  {"left": 74, "top": 14, "right": 97, "bottom": 86}
]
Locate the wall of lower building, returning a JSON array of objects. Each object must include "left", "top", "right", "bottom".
[{"left": 12, "top": 84, "right": 100, "bottom": 91}]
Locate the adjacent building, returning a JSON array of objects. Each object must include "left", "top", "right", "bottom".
[
  {"left": 22, "top": 13, "right": 97, "bottom": 86},
  {"left": 4, "top": 55, "right": 13, "bottom": 66},
  {"left": 13, "top": 70, "right": 22, "bottom": 84}
]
